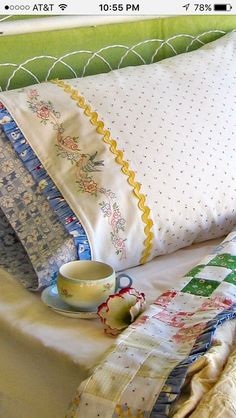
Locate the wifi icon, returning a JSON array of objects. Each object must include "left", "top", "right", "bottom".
[{"left": 58, "top": 3, "right": 67, "bottom": 10}]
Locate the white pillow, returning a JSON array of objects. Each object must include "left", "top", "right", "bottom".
[
  {"left": 1, "top": 32, "right": 236, "bottom": 271},
  {"left": 68, "top": 32, "right": 236, "bottom": 263}
]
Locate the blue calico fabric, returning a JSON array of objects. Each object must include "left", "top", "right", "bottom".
[
  {"left": 0, "top": 103, "right": 91, "bottom": 290},
  {"left": 0, "top": 207, "right": 39, "bottom": 289}
]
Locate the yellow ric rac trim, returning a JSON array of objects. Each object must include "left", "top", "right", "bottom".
[{"left": 51, "top": 79, "right": 154, "bottom": 264}]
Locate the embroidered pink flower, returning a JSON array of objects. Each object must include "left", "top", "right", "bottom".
[
  {"left": 111, "top": 218, "right": 118, "bottom": 230},
  {"left": 154, "top": 310, "right": 194, "bottom": 328},
  {"left": 154, "top": 291, "right": 177, "bottom": 308},
  {"left": 114, "top": 238, "right": 126, "bottom": 250},
  {"left": 82, "top": 179, "right": 97, "bottom": 194},
  {"left": 29, "top": 89, "right": 39, "bottom": 98},
  {"left": 113, "top": 209, "right": 122, "bottom": 220},
  {"left": 37, "top": 106, "right": 50, "bottom": 120},
  {"left": 62, "top": 136, "right": 79, "bottom": 151},
  {"left": 200, "top": 296, "right": 233, "bottom": 311},
  {"left": 173, "top": 323, "right": 206, "bottom": 344},
  {"left": 97, "top": 287, "right": 146, "bottom": 336}
]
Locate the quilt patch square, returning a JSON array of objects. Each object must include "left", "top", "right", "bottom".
[
  {"left": 211, "top": 281, "right": 236, "bottom": 300},
  {"left": 195, "top": 265, "right": 232, "bottom": 282},
  {"left": 182, "top": 278, "right": 220, "bottom": 297},
  {"left": 215, "top": 243, "right": 236, "bottom": 256},
  {"left": 208, "top": 254, "right": 236, "bottom": 269},
  {"left": 199, "top": 254, "right": 217, "bottom": 265},
  {"left": 224, "top": 271, "right": 236, "bottom": 286},
  {"left": 184, "top": 265, "right": 204, "bottom": 278}
]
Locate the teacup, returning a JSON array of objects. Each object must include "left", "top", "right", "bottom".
[{"left": 57, "top": 260, "right": 133, "bottom": 311}]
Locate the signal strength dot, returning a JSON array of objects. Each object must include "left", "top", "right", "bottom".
[{"left": 58, "top": 3, "right": 67, "bottom": 10}]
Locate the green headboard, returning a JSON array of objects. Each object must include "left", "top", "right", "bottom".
[{"left": 1, "top": 15, "right": 236, "bottom": 91}]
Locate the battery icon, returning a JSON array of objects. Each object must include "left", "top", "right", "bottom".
[{"left": 214, "top": 4, "right": 232, "bottom": 10}]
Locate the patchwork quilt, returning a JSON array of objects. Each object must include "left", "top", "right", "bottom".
[{"left": 67, "top": 230, "right": 236, "bottom": 418}]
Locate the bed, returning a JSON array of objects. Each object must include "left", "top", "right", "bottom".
[
  {"left": 1, "top": 237, "right": 235, "bottom": 418},
  {"left": 0, "top": 15, "right": 236, "bottom": 418}
]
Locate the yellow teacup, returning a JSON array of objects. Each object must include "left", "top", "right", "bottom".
[{"left": 57, "top": 260, "right": 133, "bottom": 311}]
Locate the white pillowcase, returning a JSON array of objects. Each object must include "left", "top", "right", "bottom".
[{"left": 68, "top": 32, "right": 236, "bottom": 261}]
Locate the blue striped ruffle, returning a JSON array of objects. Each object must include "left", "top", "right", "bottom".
[{"left": 0, "top": 103, "right": 91, "bottom": 261}]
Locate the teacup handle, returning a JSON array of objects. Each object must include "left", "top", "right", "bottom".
[{"left": 116, "top": 273, "right": 133, "bottom": 290}]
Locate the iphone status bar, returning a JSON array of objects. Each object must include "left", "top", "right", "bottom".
[{"left": 0, "top": 0, "right": 234, "bottom": 15}]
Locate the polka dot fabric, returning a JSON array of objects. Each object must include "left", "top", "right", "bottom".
[{"left": 69, "top": 32, "right": 236, "bottom": 259}]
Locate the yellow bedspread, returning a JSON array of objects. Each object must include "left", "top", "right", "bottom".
[{"left": 172, "top": 319, "right": 236, "bottom": 418}]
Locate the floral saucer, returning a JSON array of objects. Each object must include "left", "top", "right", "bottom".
[{"left": 41, "top": 285, "right": 98, "bottom": 319}]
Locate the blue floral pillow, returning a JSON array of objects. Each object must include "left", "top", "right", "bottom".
[
  {"left": 0, "top": 208, "right": 38, "bottom": 289},
  {"left": 0, "top": 123, "right": 80, "bottom": 290}
]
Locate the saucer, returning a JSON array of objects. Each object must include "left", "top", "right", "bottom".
[{"left": 41, "top": 285, "right": 98, "bottom": 319}]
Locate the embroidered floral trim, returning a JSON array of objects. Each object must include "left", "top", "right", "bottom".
[
  {"left": 26, "top": 88, "right": 126, "bottom": 260},
  {"left": 99, "top": 188, "right": 126, "bottom": 257},
  {"left": 51, "top": 79, "right": 154, "bottom": 265},
  {"left": 0, "top": 103, "right": 91, "bottom": 262},
  {"left": 27, "top": 88, "right": 102, "bottom": 196}
]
